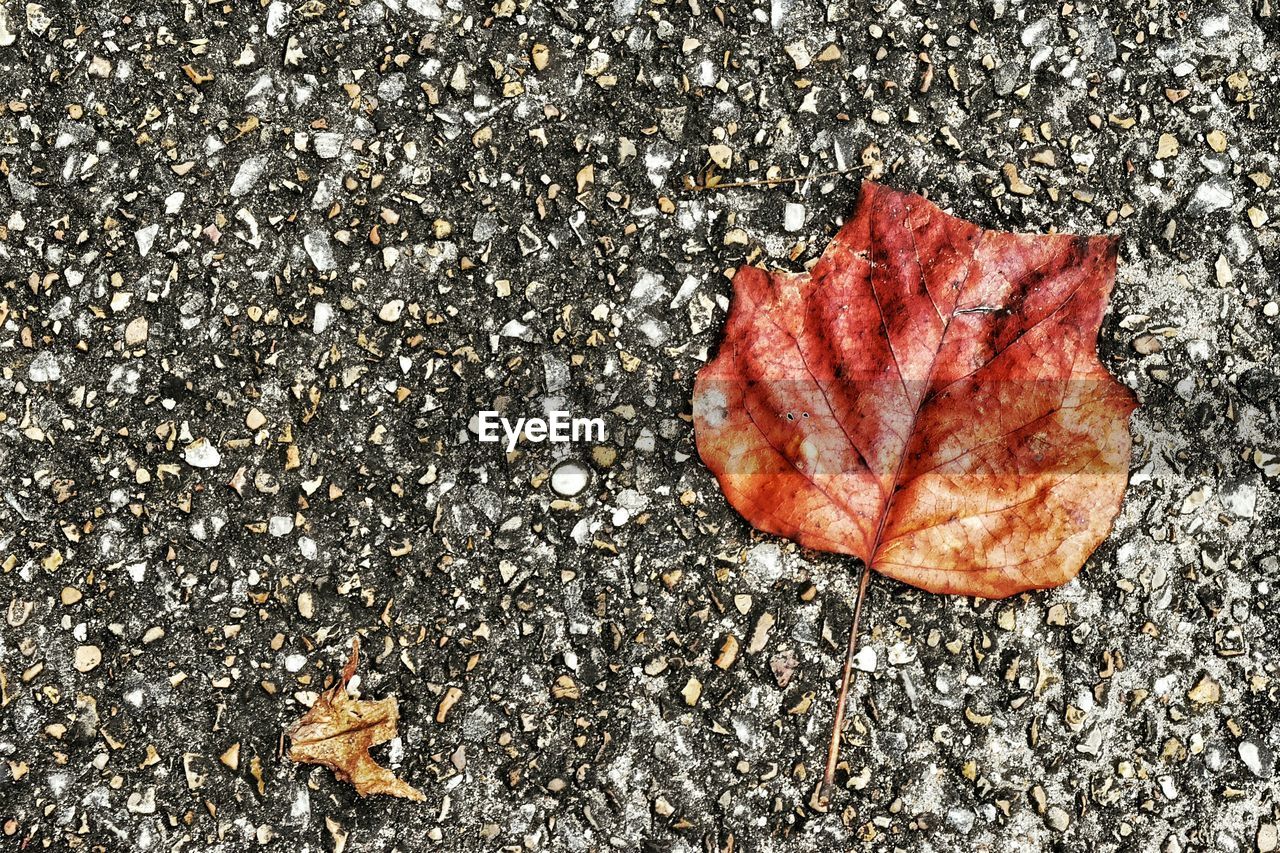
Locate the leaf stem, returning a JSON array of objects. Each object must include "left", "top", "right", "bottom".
[
  {"left": 682, "top": 165, "right": 873, "bottom": 192},
  {"left": 820, "top": 562, "right": 872, "bottom": 804}
]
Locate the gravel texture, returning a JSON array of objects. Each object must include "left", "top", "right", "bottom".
[{"left": 1, "top": 0, "right": 1279, "bottom": 850}]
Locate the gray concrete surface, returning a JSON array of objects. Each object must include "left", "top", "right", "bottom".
[{"left": 1, "top": 0, "right": 1278, "bottom": 850}]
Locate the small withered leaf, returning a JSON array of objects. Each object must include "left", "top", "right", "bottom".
[{"left": 285, "top": 638, "right": 425, "bottom": 801}]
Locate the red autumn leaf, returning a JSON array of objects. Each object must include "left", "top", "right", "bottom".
[{"left": 693, "top": 182, "right": 1137, "bottom": 599}]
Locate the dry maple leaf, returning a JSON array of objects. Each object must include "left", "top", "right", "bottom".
[
  {"left": 692, "top": 182, "right": 1137, "bottom": 797},
  {"left": 694, "top": 181, "right": 1137, "bottom": 598},
  {"left": 286, "top": 638, "right": 425, "bottom": 801}
]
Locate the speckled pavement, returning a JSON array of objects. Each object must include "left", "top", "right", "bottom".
[{"left": 1, "top": 0, "right": 1278, "bottom": 850}]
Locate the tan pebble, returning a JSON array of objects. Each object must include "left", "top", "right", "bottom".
[
  {"left": 220, "top": 742, "right": 240, "bottom": 770},
  {"left": 1046, "top": 603, "right": 1070, "bottom": 625},
  {"left": 124, "top": 317, "right": 149, "bottom": 347},
  {"left": 747, "top": 612, "right": 775, "bottom": 654},
  {"left": 1132, "top": 334, "right": 1163, "bottom": 355},
  {"left": 1205, "top": 129, "right": 1228, "bottom": 153},
  {"left": 551, "top": 674, "right": 580, "bottom": 701},
  {"left": 74, "top": 645, "right": 101, "bottom": 672},
  {"left": 297, "top": 590, "right": 314, "bottom": 620},
  {"left": 61, "top": 587, "right": 82, "bottom": 606},
  {"left": 816, "top": 43, "right": 841, "bottom": 62},
  {"left": 707, "top": 144, "right": 732, "bottom": 169},
  {"left": 531, "top": 43, "right": 549, "bottom": 71},
  {"left": 1259, "top": 823, "right": 1279, "bottom": 853},
  {"left": 1155, "top": 133, "right": 1179, "bottom": 160},
  {"left": 1187, "top": 673, "right": 1221, "bottom": 705},
  {"left": 714, "top": 635, "right": 739, "bottom": 670},
  {"left": 681, "top": 677, "right": 702, "bottom": 706},
  {"left": 245, "top": 407, "right": 267, "bottom": 430},
  {"left": 1002, "top": 163, "right": 1034, "bottom": 196},
  {"left": 436, "top": 686, "right": 463, "bottom": 722},
  {"left": 1215, "top": 254, "right": 1233, "bottom": 286}
]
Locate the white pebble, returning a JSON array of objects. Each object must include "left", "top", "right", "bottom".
[
  {"left": 379, "top": 299, "right": 404, "bottom": 322},
  {"left": 230, "top": 155, "right": 268, "bottom": 196},
  {"left": 1193, "top": 181, "right": 1233, "bottom": 212},
  {"left": 784, "top": 202, "right": 806, "bottom": 232},
  {"left": 550, "top": 461, "right": 590, "bottom": 497},
  {"left": 135, "top": 223, "right": 159, "bottom": 257},
  {"left": 183, "top": 438, "right": 222, "bottom": 468},
  {"left": 304, "top": 229, "right": 336, "bottom": 271},
  {"left": 313, "top": 132, "right": 344, "bottom": 159},
  {"left": 313, "top": 302, "right": 334, "bottom": 333},
  {"left": 1240, "top": 741, "right": 1265, "bottom": 777},
  {"left": 28, "top": 351, "right": 61, "bottom": 382}
]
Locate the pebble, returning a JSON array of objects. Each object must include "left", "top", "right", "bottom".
[
  {"left": 74, "top": 645, "right": 101, "bottom": 672},
  {"left": 313, "top": 302, "right": 334, "bottom": 333},
  {"left": 304, "top": 230, "right": 337, "bottom": 271},
  {"left": 550, "top": 460, "right": 590, "bottom": 497},
  {"left": 379, "top": 300, "right": 405, "bottom": 322},
  {"left": 230, "top": 156, "right": 268, "bottom": 196},
  {"left": 946, "top": 808, "right": 974, "bottom": 833},
  {"left": 0, "top": 6, "right": 15, "bottom": 46},
  {"left": 183, "top": 438, "right": 222, "bottom": 468},
  {"left": 1187, "top": 674, "right": 1221, "bottom": 705},
  {"left": 681, "top": 677, "right": 702, "bottom": 706},
  {"left": 784, "top": 41, "right": 811, "bottom": 70},
  {"left": 1240, "top": 741, "right": 1265, "bottom": 777},
  {"left": 707, "top": 144, "right": 732, "bottom": 169},
  {"left": 28, "top": 351, "right": 61, "bottom": 382},
  {"left": 1046, "top": 806, "right": 1070, "bottom": 831},
  {"left": 784, "top": 202, "right": 805, "bottom": 232},
  {"left": 313, "top": 132, "right": 344, "bottom": 159},
  {"left": 135, "top": 223, "right": 159, "bottom": 257},
  {"left": 1190, "top": 180, "right": 1233, "bottom": 213},
  {"left": 124, "top": 317, "right": 149, "bottom": 347}
]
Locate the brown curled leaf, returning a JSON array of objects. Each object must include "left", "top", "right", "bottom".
[
  {"left": 286, "top": 638, "right": 425, "bottom": 801},
  {"left": 693, "top": 182, "right": 1138, "bottom": 599}
]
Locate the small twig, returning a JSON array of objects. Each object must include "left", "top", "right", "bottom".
[
  {"left": 820, "top": 562, "right": 873, "bottom": 804},
  {"left": 682, "top": 165, "right": 872, "bottom": 193}
]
